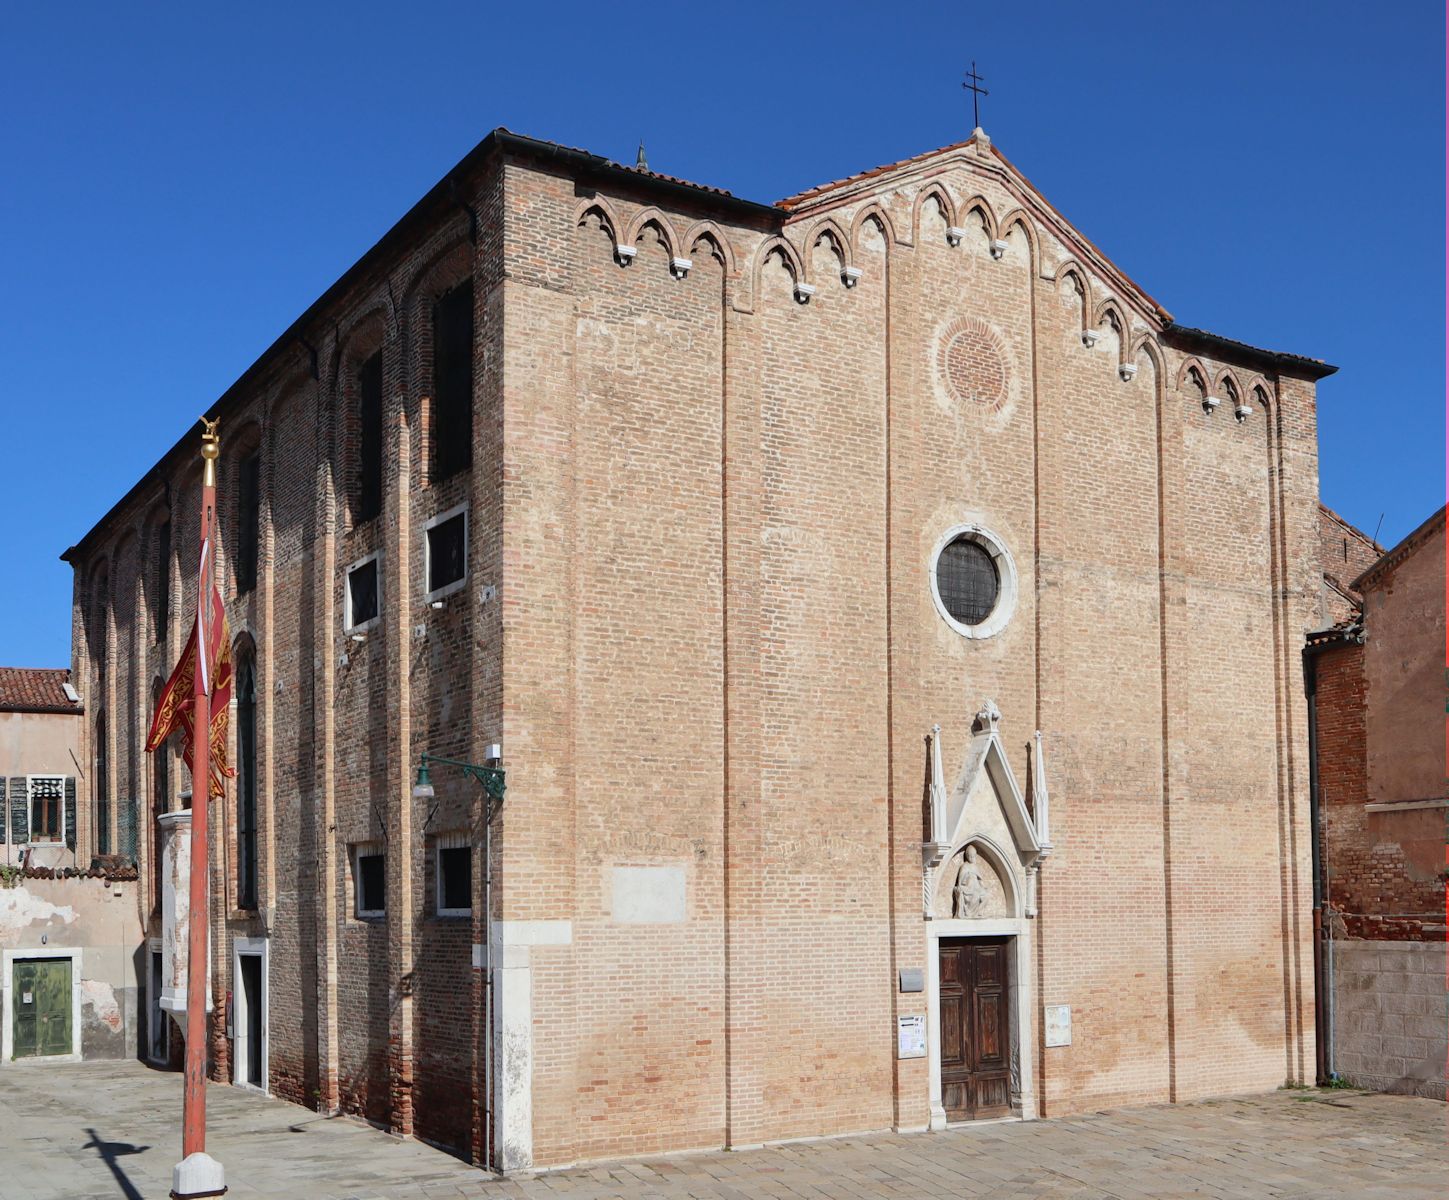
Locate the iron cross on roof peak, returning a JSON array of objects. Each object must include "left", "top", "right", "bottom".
[{"left": 962, "top": 61, "right": 989, "bottom": 132}]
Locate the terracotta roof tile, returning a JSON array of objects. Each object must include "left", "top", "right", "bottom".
[
  {"left": 0, "top": 668, "right": 81, "bottom": 714},
  {"left": 777, "top": 137, "right": 977, "bottom": 209}
]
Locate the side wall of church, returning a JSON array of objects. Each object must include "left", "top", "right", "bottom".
[
  {"left": 502, "top": 140, "right": 1320, "bottom": 1164},
  {"left": 66, "top": 160, "right": 506, "bottom": 1161}
]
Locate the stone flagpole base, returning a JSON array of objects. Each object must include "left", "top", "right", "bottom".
[{"left": 171, "top": 1151, "right": 226, "bottom": 1198}]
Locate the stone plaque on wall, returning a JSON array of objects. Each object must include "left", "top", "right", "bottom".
[{"left": 1044, "top": 1004, "right": 1071, "bottom": 1047}]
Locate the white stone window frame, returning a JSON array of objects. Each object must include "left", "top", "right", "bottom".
[
  {"left": 350, "top": 841, "right": 386, "bottom": 920},
  {"left": 25, "top": 774, "right": 66, "bottom": 844},
  {"left": 423, "top": 502, "right": 469, "bottom": 605},
  {"left": 343, "top": 550, "right": 383, "bottom": 635},
  {"left": 929, "top": 524, "right": 1018, "bottom": 640},
  {"left": 434, "top": 832, "right": 472, "bottom": 919}
]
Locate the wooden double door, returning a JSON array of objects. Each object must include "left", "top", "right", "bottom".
[{"left": 939, "top": 937, "right": 1011, "bottom": 1121}]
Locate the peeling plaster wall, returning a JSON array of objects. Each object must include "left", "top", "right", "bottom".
[
  {"left": 0, "top": 710, "right": 82, "bottom": 779},
  {"left": 0, "top": 876, "right": 142, "bottom": 1061}
]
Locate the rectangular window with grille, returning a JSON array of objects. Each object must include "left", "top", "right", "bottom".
[
  {"left": 236, "top": 653, "right": 258, "bottom": 910},
  {"left": 357, "top": 350, "right": 383, "bottom": 524},
  {"left": 435, "top": 836, "right": 471, "bottom": 917},
  {"left": 345, "top": 553, "right": 380, "bottom": 632},
  {"left": 424, "top": 506, "right": 467, "bottom": 601},
  {"left": 431, "top": 279, "right": 474, "bottom": 481},
  {"left": 352, "top": 843, "right": 385, "bottom": 918},
  {"left": 154, "top": 520, "right": 171, "bottom": 645},
  {"left": 28, "top": 775, "right": 64, "bottom": 843},
  {"left": 236, "top": 452, "right": 260, "bottom": 594}
]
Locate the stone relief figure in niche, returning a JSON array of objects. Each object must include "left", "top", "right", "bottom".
[{"left": 953, "top": 845, "right": 990, "bottom": 918}]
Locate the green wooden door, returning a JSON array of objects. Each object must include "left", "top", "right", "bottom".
[{"left": 12, "top": 959, "right": 72, "bottom": 1058}]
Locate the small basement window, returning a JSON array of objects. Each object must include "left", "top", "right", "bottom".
[
  {"left": 436, "top": 837, "right": 472, "bottom": 917},
  {"left": 352, "top": 844, "right": 385, "bottom": 918},
  {"left": 425, "top": 507, "right": 467, "bottom": 601},
  {"left": 345, "top": 554, "right": 380, "bottom": 631}
]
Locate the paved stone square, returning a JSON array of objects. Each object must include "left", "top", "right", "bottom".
[{"left": 0, "top": 1062, "right": 1441, "bottom": 1199}]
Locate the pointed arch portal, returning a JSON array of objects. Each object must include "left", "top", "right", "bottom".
[{"left": 922, "top": 701, "right": 1046, "bottom": 1128}]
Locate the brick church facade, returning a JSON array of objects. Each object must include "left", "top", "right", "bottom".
[{"left": 61, "top": 127, "right": 1334, "bottom": 1170}]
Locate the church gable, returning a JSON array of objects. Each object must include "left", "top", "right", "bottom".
[{"left": 776, "top": 129, "right": 1172, "bottom": 335}]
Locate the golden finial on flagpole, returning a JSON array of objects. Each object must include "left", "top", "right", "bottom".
[{"left": 199, "top": 416, "right": 220, "bottom": 486}]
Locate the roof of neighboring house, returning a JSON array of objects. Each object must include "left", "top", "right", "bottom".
[
  {"left": 0, "top": 668, "right": 82, "bottom": 715},
  {"left": 1319, "top": 502, "right": 1382, "bottom": 551},
  {"left": 1352, "top": 505, "right": 1447, "bottom": 593},
  {"left": 1319, "top": 502, "right": 1383, "bottom": 602}
]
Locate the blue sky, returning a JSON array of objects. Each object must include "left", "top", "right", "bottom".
[{"left": 0, "top": 2, "right": 1442, "bottom": 667}]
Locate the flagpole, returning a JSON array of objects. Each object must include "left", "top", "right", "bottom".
[{"left": 174, "top": 418, "right": 226, "bottom": 1199}]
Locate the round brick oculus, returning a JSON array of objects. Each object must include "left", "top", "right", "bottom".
[{"left": 938, "top": 318, "right": 1009, "bottom": 412}]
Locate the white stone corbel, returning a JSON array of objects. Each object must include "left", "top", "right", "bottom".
[
  {"left": 1204, "top": 394, "right": 1223, "bottom": 414},
  {"left": 614, "top": 244, "right": 637, "bottom": 267},
  {"left": 946, "top": 226, "right": 966, "bottom": 248},
  {"left": 1118, "top": 362, "right": 1138, "bottom": 382},
  {"left": 989, "top": 239, "right": 1008, "bottom": 260},
  {"left": 793, "top": 281, "right": 816, "bottom": 304},
  {"left": 670, "top": 257, "right": 691, "bottom": 280},
  {"left": 1080, "top": 329, "right": 1101, "bottom": 348},
  {"left": 841, "top": 265, "right": 862, "bottom": 288},
  {"left": 1235, "top": 403, "right": 1252, "bottom": 422}
]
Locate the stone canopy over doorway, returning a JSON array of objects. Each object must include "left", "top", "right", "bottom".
[{"left": 922, "top": 701, "right": 1049, "bottom": 1128}]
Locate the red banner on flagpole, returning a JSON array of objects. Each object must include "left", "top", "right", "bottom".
[{"left": 145, "top": 558, "right": 234, "bottom": 799}]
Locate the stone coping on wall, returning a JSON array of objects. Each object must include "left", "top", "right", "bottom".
[{"left": 2, "top": 864, "right": 138, "bottom": 884}]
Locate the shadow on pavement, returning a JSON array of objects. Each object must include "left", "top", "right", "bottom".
[{"left": 82, "top": 1127, "right": 149, "bottom": 1200}]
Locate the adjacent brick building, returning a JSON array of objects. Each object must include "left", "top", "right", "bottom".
[
  {"left": 1307, "top": 505, "right": 1445, "bottom": 1099},
  {"left": 61, "top": 126, "right": 1334, "bottom": 1169}
]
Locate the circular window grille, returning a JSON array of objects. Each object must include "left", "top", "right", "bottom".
[
  {"left": 929, "top": 525, "right": 1017, "bottom": 640},
  {"left": 936, "top": 537, "right": 999, "bottom": 626}
]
